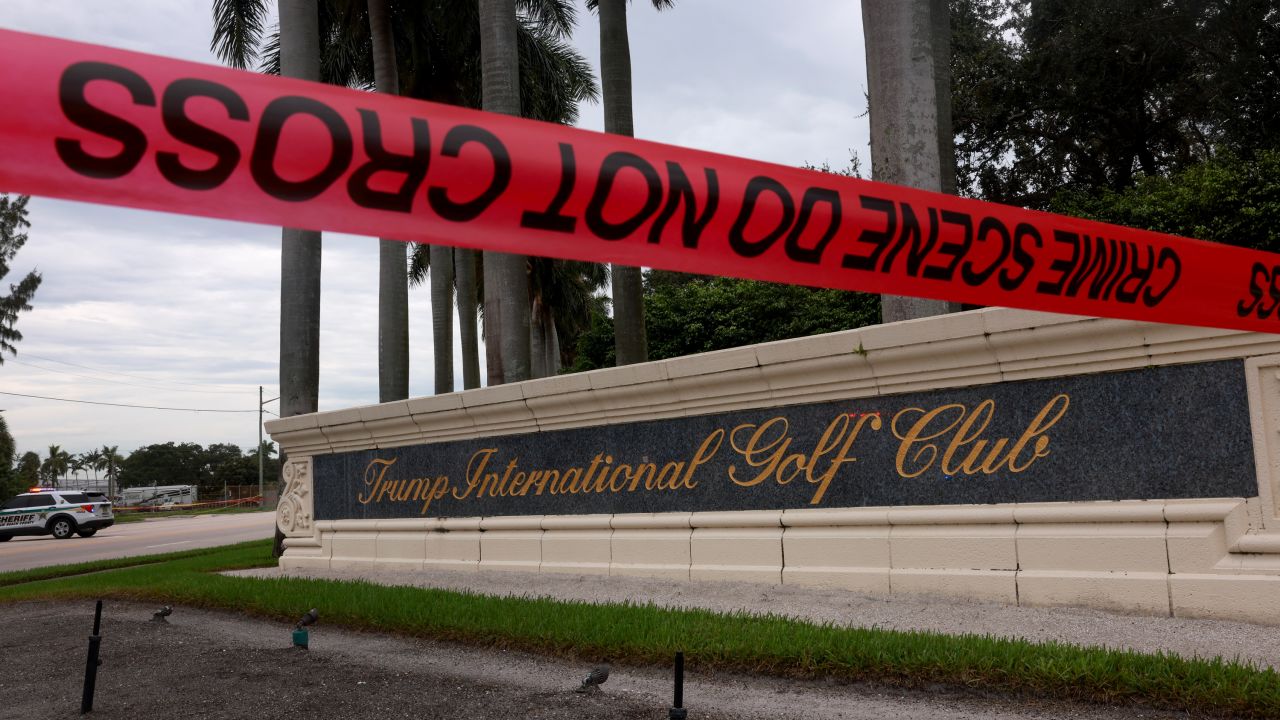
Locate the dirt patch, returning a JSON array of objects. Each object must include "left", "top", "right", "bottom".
[{"left": 0, "top": 600, "right": 1192, "bottom": 719}]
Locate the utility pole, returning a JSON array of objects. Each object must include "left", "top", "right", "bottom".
[{"left": 259, "top": 386, "right": 279, "bottom": 506}]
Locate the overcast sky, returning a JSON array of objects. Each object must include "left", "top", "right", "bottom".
[{"left": 1, "top": 0, "right": 871, "bottom": 460}]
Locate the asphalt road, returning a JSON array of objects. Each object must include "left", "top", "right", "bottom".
[{"left": 0, "top": 511, "right": 277, "bottom": 572}]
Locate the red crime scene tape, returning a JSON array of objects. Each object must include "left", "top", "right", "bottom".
[{"left": 1, "top": 28, "right": 1278, "bottom": 333}]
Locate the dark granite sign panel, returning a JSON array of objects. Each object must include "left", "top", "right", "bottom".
[{"left": 313, "top": 360, "right": 1258, "bottom": 520}]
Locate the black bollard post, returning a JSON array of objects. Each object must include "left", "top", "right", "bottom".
[
  {"left": 668, "top": 651, "right": 687, "bottom": 720},
  {"left": 81, "top": 599, "right": 103, "bottom": 714}
]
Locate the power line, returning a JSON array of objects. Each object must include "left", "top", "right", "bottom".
[
  {"left": 6, "top": 358, "right": 251, "bottom": 395},
  {"left": 14, "top": 351, "right": 258, "bottom": 391},
  {"left": 0, "top": 390, "right": 258, "bottom": 413}
]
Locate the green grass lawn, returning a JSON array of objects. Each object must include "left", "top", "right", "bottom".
[
  {"left": 113, "top": 506, "right": 267, "bottom": 523},
  {"left": 2, "top": 541, "right": 1277, "bottom": 717}
]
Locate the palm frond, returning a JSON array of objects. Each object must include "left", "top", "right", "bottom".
[
  {"left": 584, "top": 0, "right": 675, "bottom": 12},
  {"left": 210, "top": 0, "right": 271, "bottom": 69},
  {"left": 517, "top": 21, "right": 599, "bottom": 124},
  {"left": 517, "top": 0, "right": 578, "bottom": 38},
  {"left": 259, "top": 28, "right": 281, "bottom": 75},
  {"left": 408, "top": 243, "right": 431, "bottom": 286}
]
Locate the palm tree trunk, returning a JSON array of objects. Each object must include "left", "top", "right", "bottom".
[
  {"left": 599, "top": 0, "right": 648, "bottom": 366},
  {"left": 369, "top": 0, "right": 409, "bottom": 401},
  {"left": 548, "top": 319, "right": 561, "bottom": 375},
  {"left": 530, "top": 299, "right": 548, "bottom": 379},
  {"left": 862, "top": 0, "right": 959, "bottom": 323},
  {"left": 277, "top": 0, "right": 322, "bottom": 559},
  {"left": 278, "top": 0, "right": 322, "bottom": 419},
  {"left": 479, "top": 0, "right": 530, "bottom": 384},
  {"left": 931, "top": 0, "right": 957, "bottom": 197},
  {"left": 454, "top": 248, "right": 481, "bottom": 389},
  {"left": 430, "top": 244, "right": 455, "bottom": 393}
]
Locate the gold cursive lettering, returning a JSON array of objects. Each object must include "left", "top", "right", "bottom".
[
  {"left": 357, "top": 457, "right": 398, "bottom": 504},
  {"left": 726, "top": 415, "right": 880, "bottom": 505},
  {"left": 727, "top": 417, "right": 792, "bottom": 488},
  {"left": 681, "top": 429, "right": 724, "bottom": 489},
  {"left": 807, "top": 413, "right": 882, "bottom": 505},
  {"left": 892, "top": 395, "right": 1070, "bottom": 478},
  {"left": 418, "top": 475, "right": 450, "bottom": 515},
  {"left": 453, "top": 449, "right": 497, "bottom": 500},
  {"left": 1001, "top": 394, "right": 1070, "bottom": 472},
  {"left": 892, "top": 405, "right": 967, "bottom": 478}
]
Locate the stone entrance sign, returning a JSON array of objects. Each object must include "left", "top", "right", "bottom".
[{"left": 314, "top": 360, "right": 1254, "bottom": 521}]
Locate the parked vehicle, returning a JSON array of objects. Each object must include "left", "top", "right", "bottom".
[
  {"left": 117, "top": 485, "right": 197, "bottom": 507},
  {"left": 0, "top": 488, "right": 115, "bottom": 541}
]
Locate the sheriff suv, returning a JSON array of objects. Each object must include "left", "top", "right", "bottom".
[{"left": 0, "top": 489, "right": 114, "bottom": 541}]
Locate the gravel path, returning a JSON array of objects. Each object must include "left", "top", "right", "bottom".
[
  {"left": 0, "top": 600, "right": 1190, "bottom": 719},
  {"left": 234, "top": 566, "right": 1280, "bottom": 670}
]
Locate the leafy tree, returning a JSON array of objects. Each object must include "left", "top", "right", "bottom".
[
  {"left": 0, "top": 195, "right": 42, "bottom": 364},
  {"left": 211, "top": 444, "right": 280, "bottom": 495},
  {"left": 645, "top": 273, "right": 880, "bottom": 360},
  {"left": 0, "top": 415, "right": 19, "bottom": 498},
  {"left": 14, "top": 451, "right": 40, "bottom": 491},
  {"left": 251, "top": 440, "right": 281, "bottom": 489},
  {"left": 566, "top": 295, "right": 614, "bottom": 372},
  {"left": 204, "top": 442, "right": 245, "bottom": 498},
  {"left": 204, "top": 443, "right": 243, "bottom": 471},
  {"left": 572, "top": 272, "right": 880, "bottom": 370},
  {"left": 119, "top": 442, "right": 210, "bottom": 494},
  {"left": 951, "top": 0, "right": 1280, "bottom": 208},
  {"left": 1053, "top": 149, "right": 1280, "bottom": 253}
]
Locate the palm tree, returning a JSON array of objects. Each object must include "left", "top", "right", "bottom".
[
  {"left": 214, "top": 0, "right": 317, "bottom": 555},
  {"left": 369, "top": 0, "right": 409, "bottom": 402},
  {"left": 278, "top": 2, "right": 325, "bottom": 420},
  {"left": 861, "top": 0, "right": 959, "bottom": 322},
  {"left": 411, "top": 253, "right": 606, "bottom": 380},
  {"left": 588, "top": 0, "right": 671, "bottom": 366},
  {"left": 528, "top": 259, "right": 608, "bottom": 376},
  {"left": 42, "top": 444, "right": 70, "bottom": 487},
  {"left": 84, "top": 449, "right": 103, "bottom": 481},
  {"left": 214, "top": 1, "right": 324, "bottom": 422},
  {"left": 455, "top": 248, "right": 480, "bottom": 389},
  {"left": 214, "top": 0, "right": 595, "bottom": 392},
  {"left": 70, "top": 455, "right": 88, "bottom": 484},
  {"left": 480, "top": 0, "right": 530, "bottom": 385},
  {"left": 100, "top": 445, "right": 124, "bottom": 501},
  {"left": 429, "top": 244, "right": 456, "bottom": 393},
  {"left": 410, "top": 246, "right": 480, "bottom": 391}
]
